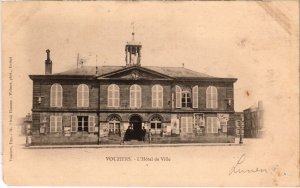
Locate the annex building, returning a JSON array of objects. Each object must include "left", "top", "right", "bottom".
[{"left": 29, "top": 34, "right": 238, "bottom": 145}]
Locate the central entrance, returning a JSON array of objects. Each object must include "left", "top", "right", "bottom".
[{"left": 129, "top": 115, "right": 142, "bottom": 140}]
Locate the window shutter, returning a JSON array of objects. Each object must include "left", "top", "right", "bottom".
[
  {"left": 57, "top": 86, "right": 62, "bottom": 107},
  {"left": 115, "top": 89, "right": 119, "bottom": 107},
  {"left": 130, "top": 87, "right": 134, "bottom": 107},
  {"left": 77, "top": 85, "right": 81, "bottom": 107},
  {"left": 192, "top": 85, "right": 198, "bottom": 108},
  {"left": 56, "top": 116, "right": 62, "bottom": 132},
  {"left": 212, "top": 117, "right": 219, "bottom": 133},
  {"left": 152, "top": 86, "right": 156, "bottom": 108},
  {"left": 84, "top": 86, "right": 89, "bottom": 107},
  {"left": 137, "top": 89, "right": 141, "bottom": 108},
  {"left": 206, "top": 117, "right": 212, "bottom": 133},
  {"left": 158, "top": 89, "right": 163, "bottom": 108},
  {"left": 88, "top": 116, "right": 95, "bottom": 133},
  {"left": 187, "top": 117, "right": 193, "bottom": 133},
  {"left": 114, "top": 87, "right": 119, "bottom": 107},
  {"left": 50, "top": 85, "right": 55, "bottom": 107},
  {"left": 213, "top": 88, "right": 218, "bottom": 108},
  {"left": 176, "top": 86, "right": 182, "bottom": 108},
  {"left": 181, "top": 117, "right": 187, "bottom": 134},
  {"left": 71, "top": 116, "right": 78, "bottom": 132},
  {"left": 108, "top": 87, "right": 113, "bottom": 107},
  {"left": 206, "top": 87, "right": 211, "bottom": 108},
  {"left": 50, "top": 116, "right": 56, "bottom": 133}
]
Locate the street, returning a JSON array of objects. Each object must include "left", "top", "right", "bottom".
[{"left": 3, "top": 132, "right": 288, "bottom": 187}]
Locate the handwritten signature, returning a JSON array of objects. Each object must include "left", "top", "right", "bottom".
[{"left": 229, "top": 153, "right": 268, "bottom": 175}]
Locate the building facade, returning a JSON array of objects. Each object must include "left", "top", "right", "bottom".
[
  {"left": 29, "top": 35, "right": 238, "bottom": 145},
  {"left": 243, "top": 101, "right": 264, "bottom": 138}
]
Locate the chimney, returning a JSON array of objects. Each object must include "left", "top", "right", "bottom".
[{"left": 45, "top": 49, "right": 52, "bottom": 75}]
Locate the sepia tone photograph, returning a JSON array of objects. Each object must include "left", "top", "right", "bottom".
[{"left": 2, "top": 1, "right": 299, "bottom": 186}]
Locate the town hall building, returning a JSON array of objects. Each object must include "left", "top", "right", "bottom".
[{"left": 29, "top": 33, "right": 238, "bottom": 145}]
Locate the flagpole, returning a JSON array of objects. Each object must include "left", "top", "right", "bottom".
[{"left": 77, "top": 53, "right": 79, "bottom": 71}]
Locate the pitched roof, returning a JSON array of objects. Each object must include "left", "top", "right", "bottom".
[{"left": 54, "top": 65, "right": 214, "bottom": 78}]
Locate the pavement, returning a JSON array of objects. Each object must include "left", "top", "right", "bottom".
[{"left": 26, "top": 138, "right": 244, "bottom": 149}]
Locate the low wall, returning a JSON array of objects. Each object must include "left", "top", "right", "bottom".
[
  {"left": 30, "top": 134, "right": 235, "bottom": 145},
  {"left": 31, "top": 134, "right": 98, "bottom": 145}
]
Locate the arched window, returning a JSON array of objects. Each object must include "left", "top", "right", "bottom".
[
  {"left": 108, "top": 84, "right": 120, "bottom": 107},
  {"left": 150, "top": 115, "right": 162, "bottom": 135},
  {"left": 108, "top": 115, "right": 121, "bottom": 135},
  {"left": 130, "top": 84, "right": 141, "bottom": 108},
  {"left": 77, "top": 84, "right": 89, "bottom": 107},
  {"left": 152, "top": 85, "right": 163, "bottom": 108},
  {"left": 50, "top": 84, "right": 62, "bottom": 107},
  {"left": 206, "top": 86, "right": 218, "bottom": 108}
]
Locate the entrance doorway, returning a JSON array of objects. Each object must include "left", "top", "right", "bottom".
[{"left": 129, "top": 115, "right": 142, "bottom": 140}]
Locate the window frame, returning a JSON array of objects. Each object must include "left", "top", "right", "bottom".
[
  {"left": 77, "top": 84, "right": 89, "bottom": 107},
  {"left": 150, "top": 116, "right": 162, "bottom": 135},
  {"left": 152, "top": 84, "right": 163, "bottom": 108},
  {"left": 181, "top": 90, "right": 192, "bottom": 108},
  {"left": 180, "top": 116, "right": 193, "bottom": 134},
  {"left": 206, "top": 86, "right": 218, "bottom": 108},
  {"left": 77, "top": 116, "right": 89, "bottom": 132},
  {"left": 107, "top": 84, "right": 120, "bottom": 107},
  {"left": 130, "top": 84, "right": 142, "bottom": 108},
  {"left": 206, "top": 117, "right": 220, "bottom": 133},
  {"left": 49, "top": 115, "right": 62, "bottom": 133},
  {"left": 50, "top": 83, "right": 63, "bottom": 107}
]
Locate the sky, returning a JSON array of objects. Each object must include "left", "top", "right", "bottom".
[{"left": 2, "top": 1, "right": 298, "bottom": 118}]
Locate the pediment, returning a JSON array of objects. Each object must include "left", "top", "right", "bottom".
[{"left": 98, "top": 66, "right": 173, "bottom": 80}]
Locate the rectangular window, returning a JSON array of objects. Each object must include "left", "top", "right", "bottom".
[
  {"left": 78, "top": 116, "right": 88, "bottom": 132},
  {"left": 206, "top": 117, "right": 220, "bottom": 133},
  {"left": 108, "top": 122, "right": 120, "bottom": 134},
  {"left": 50, "top": 116, "right": 62, "bottom": 133},
  {"left": 115, "top": 123, "right": 120, "bottom": 134}
]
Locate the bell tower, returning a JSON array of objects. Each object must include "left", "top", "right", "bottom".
[{"left": 125, "top": 30, "right": 142, "bottom": 66}]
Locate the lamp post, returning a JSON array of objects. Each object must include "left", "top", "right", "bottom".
[{"left": 239, "top": 120, "right": 244, "bottom": 144}]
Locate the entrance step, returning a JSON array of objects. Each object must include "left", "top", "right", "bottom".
[{"left": 123, "top": 140, "right": 147, "bottom": 145}]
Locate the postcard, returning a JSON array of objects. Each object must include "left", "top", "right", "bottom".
[{"left": 2, "top": 1, "right": 299, "bottom": 186}]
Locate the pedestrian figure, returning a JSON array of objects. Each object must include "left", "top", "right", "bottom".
[
  {"left": 120, "top": 129, "right": 125, "bottom": 144},
  {"left": 148, "top": 129, "right": 152, "bottom": 144},
  {"left": 141, "top": 126, "right": 146, "bottom": 142},
  {"left": 124, "top": 126, "right": 131, "bottom": 141}
]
